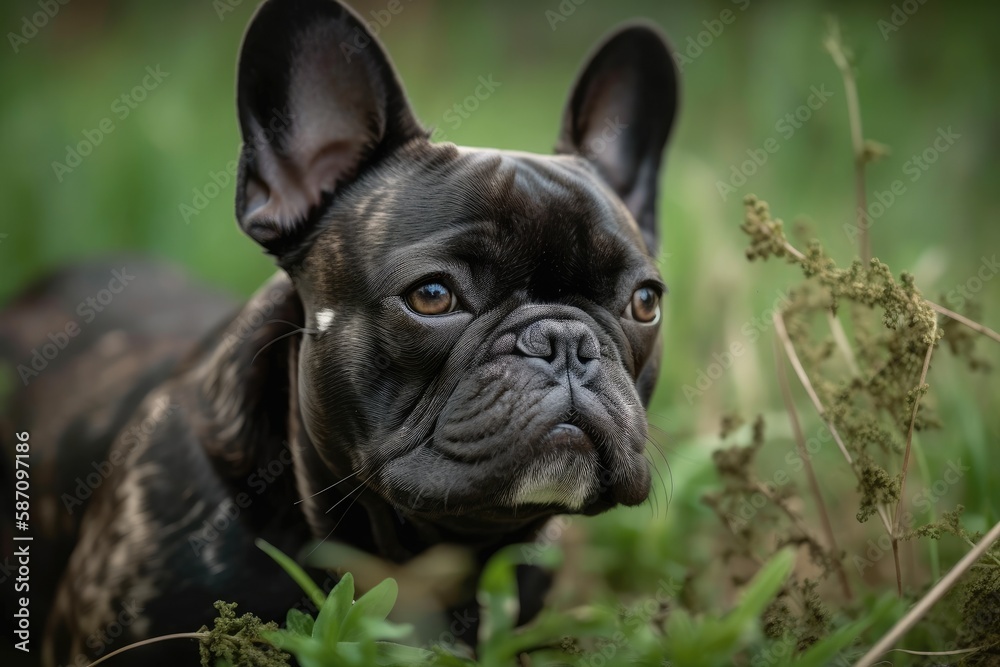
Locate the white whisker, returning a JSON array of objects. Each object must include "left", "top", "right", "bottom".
[{"left": 294, "top": 469, "right": 362, "bottom": 505}]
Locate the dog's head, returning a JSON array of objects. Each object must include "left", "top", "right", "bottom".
[{"left": 234, "top": 0, "right": 678, "bottom": 528}]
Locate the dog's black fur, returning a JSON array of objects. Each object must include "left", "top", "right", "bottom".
[{"left": 0, "top": 1, "right": 678, "bottom": 664}]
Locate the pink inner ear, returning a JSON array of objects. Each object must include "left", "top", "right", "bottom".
[
  {"left": 240, "top": 23, "right": 381, "bottom": 236},
  {"left": 303, "top": 139, "right": 368, "bottom": 202},
  {"left": 244, "top": 125, "right": 368, "bottom": 234}
]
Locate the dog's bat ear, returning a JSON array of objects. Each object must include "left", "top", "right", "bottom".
[
  {"left": 556, "top": 24, "right": 679, "bottom": 256},
  {"left": 235, "top": 0, "right": 424, "bottom": 258}
]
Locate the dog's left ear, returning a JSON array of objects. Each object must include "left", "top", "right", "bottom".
[
  {"left": 556, "top": 25, "right": 679, "bottom": 256},
  {"left": 234, "top": 0, "right": 424, "bottom": 259}
]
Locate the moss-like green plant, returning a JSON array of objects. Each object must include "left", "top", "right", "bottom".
[{"left": 198, "top": 602, "right": 289, "bottom": 667}]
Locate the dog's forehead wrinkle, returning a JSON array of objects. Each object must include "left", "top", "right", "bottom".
[
  {"left": 311, "top": 144, "right": 649, "bottom": 289},
  {"left": 449, "top": 147, "right": 611, "bottom": 219},
  {"left": 371, "top": 144, "right": 624, "bottom": 225}
]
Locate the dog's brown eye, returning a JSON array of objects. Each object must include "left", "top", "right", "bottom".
[
  {"left": 629, "top": 287, "right": 660, "bottom": 323},
  {"left": 407, "top": 282, "right": 457, "bottom": 316}
]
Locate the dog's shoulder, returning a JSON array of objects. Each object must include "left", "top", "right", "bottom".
[{"left": 43, "top": 272, "right": 313, "bottom": 664}]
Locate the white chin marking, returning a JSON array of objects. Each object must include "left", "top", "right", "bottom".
[
  {"left": 509, "top": 452, "right": 599, "bottom": 510},
  {"left": 314, "top": 308, "right": 335, "bottom": 332}
]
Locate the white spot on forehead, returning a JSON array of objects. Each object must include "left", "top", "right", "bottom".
[{"left": 314, "top": 308, "right": 335, "bottom": 332}]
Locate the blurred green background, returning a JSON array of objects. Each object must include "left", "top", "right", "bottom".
[{"left": 1, "top": 0, "right": 999, "bottom": 617}]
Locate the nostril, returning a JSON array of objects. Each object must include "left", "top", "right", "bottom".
[
  {"left": 576, "top": 334, "right": 599, "bottom": 362},
  {"left": 516, "top": 324, "right": 555, "bottom": 359},
  {"left": 515, "top": 320, "right": 601, "bottom": 369}
]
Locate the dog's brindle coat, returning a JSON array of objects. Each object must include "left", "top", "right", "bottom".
[{"left": 0, "top": 0, "right": 678, "bottom": 663}]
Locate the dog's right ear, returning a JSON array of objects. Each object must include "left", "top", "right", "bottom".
[
  {"left": 556, "top": 24, "right": 678, "bottom": 257},
  {"left": 235, "top": 0, "right": 424, "bottom": 259}
]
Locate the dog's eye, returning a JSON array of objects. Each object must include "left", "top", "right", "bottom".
[
  {"left": 627, "top": 287, "right": 660, "bottom": 324},
  {"left": 406, "top": 282, "right": 457, "bottom": 316}
]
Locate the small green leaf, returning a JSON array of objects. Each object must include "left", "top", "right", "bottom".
[
  {"left": 794, "top": 622, "right": 865, "bottom": 667},
  {"left": 425, "top": 649, "right": 477, "bottom": 667},
  {"left": 341, "top": 578, "right": 399, "bottom": 642},
  {"left": 664, "top": 607, "right": 696, "bottom": 642},
  {"left": 261, "top": 630, "right": 326, "bottom": 666},
  {"left": 285, "top": 608, "right": 314, "bottom": 638},
  {"left": 664, "top": 550, "right": 795, "bottom": 665},
  {"left": 359, "top": 618, "right": 414, "bottom": 641},
  {"left": 494, "top": 606, "right": 618, "bottom": 661},
  {"left": 333, "top": 640, "right": 370, "bottom": 666},
  {"left": 373, "top": 641, "right": 435, "bottom": 666},
  {"left": 314, "top": 572, "right": 355, "bottom": 646},
  {"left": 795, "top": 594, "right": 901, "bottom": 667},
  {"left": 256, "top": 539, "right": 326, "bottom": 609},
  {"left": 724, "top": 548, "right": 795, "bottom": 629},
  {"left": 476, "top": 548, "right": 520, "bottom": 646}
]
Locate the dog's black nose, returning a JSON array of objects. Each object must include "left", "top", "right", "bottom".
[{"left": 515, "top": 320, "right": 600, "bottom": 376}]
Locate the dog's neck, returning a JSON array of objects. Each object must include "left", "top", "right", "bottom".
[{"left": 191, "top": 273, "right": 545, "bottom": 565}]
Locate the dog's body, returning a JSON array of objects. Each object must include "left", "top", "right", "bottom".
[{"left": 1, "top": 1, "right": 678, "bottom": 664}]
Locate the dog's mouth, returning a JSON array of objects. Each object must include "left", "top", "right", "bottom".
[
  {"left": 523, "top": 415, "right": 652, "bottom": 510},
  {"left": 545, "top": 422, "right": 594, "bottom": 452},
  {"left": 374, "top": 402, "right": 651, "bottom": 524},
  {"left": 502, "top": 421, "right": 601, "bottom": 510}
]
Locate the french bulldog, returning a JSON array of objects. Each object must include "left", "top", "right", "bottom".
[{"left": 0, "top": 0, "right": 678, "bottom": 664}]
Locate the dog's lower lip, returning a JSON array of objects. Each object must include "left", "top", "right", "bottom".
[{"left": 546, "top": 423, "right": 593, "bottom": 451}]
